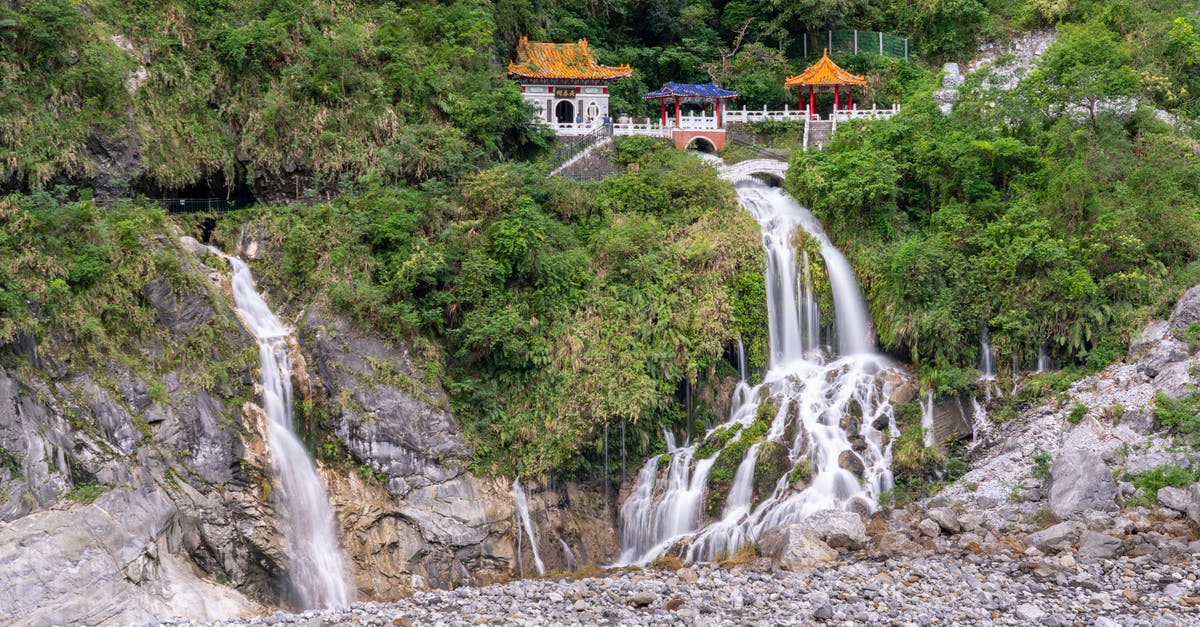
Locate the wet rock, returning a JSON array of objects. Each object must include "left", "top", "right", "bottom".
[
  {"left": 837, "top": 451, "right": 865, "bottom": 477},
  {"left": 758, "top": 525, "right": 838, "bottom": 571},
  {"left": 1048, "top": 449, "right": 1117, "bottom": 518}
]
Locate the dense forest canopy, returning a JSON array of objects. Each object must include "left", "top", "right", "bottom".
[{"left": 2, "top": 0, "right": 1200, "bottom": 479}]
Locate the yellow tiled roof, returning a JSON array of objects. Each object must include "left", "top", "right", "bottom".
[
  {"left": 784, "top": 49, "right": 867, "bottom": 88},
  {"left": 507, "top": 37, "right": 632, "bottom": 81}
]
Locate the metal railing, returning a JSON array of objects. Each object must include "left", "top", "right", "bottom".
[
  {"left": 548, "top": 124, "right": 612, "bottom": 174},
  {"left": 94, "top": 197, "right": 255, "bottom": 214},
  {"left": 802, "top": 30, "right": 908, "bottom": 60}
]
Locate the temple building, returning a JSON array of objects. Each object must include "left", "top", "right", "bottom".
[
  {"left": 784, "top": 49, "right": 867, "bottom": 117},
  {"left": 508, "top": 37, "right": 631, "bottom": 127}
]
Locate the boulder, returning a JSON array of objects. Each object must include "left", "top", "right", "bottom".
[
  {"left": 1168, "top": 284, "right": 1200, "bottom": 337},
  {"left": 797, "top": 509, "right": 868, "bottom": 550},
  {"left": 1048, "top": 449, "right": 1117, "bottom": 518},
  {"left": 1077, "top": 531, "right": 1124, "bottom": 559},
  {"left": 1158, "top": 486, "right": 1193, "bottom": 513},
  {"left": 1024, "top": 521, "right": 1085, "bottom": 554},
  {"left": 758, "top": 525, "right": 838, "bottom": 571},
  {"left": 926, "top": 507, "right": 961, "bottom": 534},
  {"left": 1189, "top": 485, "right": 1200, "bottom": 525},
  {"left": 1128, "top": 320, "right": 1170, "bottom": 362},
  {"left": 918, "top": 519, "right": 941, "bottom": 538}
]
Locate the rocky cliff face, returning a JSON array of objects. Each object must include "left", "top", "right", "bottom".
[{"left": 0, "top": 229, "right": 620, "bottom": 624}]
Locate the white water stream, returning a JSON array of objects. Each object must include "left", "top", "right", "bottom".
[
  {"left": 920, "top": 389, "right": 935, "bottom": 448},
  {"left": 512, "top": 479, "right": 546, "bottom": 576},
  {"left": 614, "top": 171, "right": 901, "bottom": 565},
  {"left": 218, "top": 251, "right": 351, "bottom": 610}
]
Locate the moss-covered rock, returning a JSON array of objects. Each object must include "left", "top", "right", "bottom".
[{"left": 752, "top": 441, "right": 791, "bottom": 508}]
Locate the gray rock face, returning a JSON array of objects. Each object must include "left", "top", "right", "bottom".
[
  {"left": 796, "top": 509, "right": 868, "bottom": 550},
  {"left": 144, "top": 278, "right": 215, "bottom": 339},
  {"left": 1188, "top": 485, "right": 1200, "bottom": 524},
  {"left": 0, "top": 487, "right": 261, "bottom": 625},
  {"left": 758, "top": 525, "right": 838, "bottom": 571},
  {"left": 1168, "top": 285, "right": 1200, "bottom": 337},
  {"left": 1024, "top": 521, "right": 1085, "bottom": 553},
  {"left": 300, "top": 310, "right": 467, "bottom": 494},
  {"left": 1077, "top": 531, "right": 1124, "bottom": 559},
  {"left": 1048, "top": 449, "right": 1117, "bottom": 518}
]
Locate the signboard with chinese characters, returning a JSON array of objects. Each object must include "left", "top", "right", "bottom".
[{"left": 554, "top": 88, "right": 576, "bottom": 98}]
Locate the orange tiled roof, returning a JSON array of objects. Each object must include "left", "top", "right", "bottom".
[
  {"left": 784, "top": 49, "right": 867, "bottom": 88},
  {"left": 507, "top": 37, "right": 632, "bottom": 81}
]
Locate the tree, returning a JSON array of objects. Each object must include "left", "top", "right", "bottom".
[{"left": 1029, "top": 22, "right": 1139, "bottom": 126}]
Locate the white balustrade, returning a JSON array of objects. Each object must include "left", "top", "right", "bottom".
[{"left": 533, "top": 104, "right": 899, "bottom": 140}]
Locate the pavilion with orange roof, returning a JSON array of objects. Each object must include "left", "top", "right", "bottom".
[
  {"left": 784, "top": 49, "right": 867, "bottom": 119},
  {"left": 508, "top": 37, "right": 632, "bottom": 129}
]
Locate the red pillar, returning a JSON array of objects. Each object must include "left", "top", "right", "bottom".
[
  {"left": 808, "top": 87, "right": 814, "bottom": 119},
  {"left": 674, "top": 97, "right": 681, "bottom": 127},
  {"left": 834, "top": 87, "right": 840, "bottom": 113},
  {"left": 848, "top": 90, "right": 853, "bottom": 109},
  {"left": 661, "top": 100, "right": 666, "bottom": 126},
  {"left": 798, "top": 90, "right": 803, "bottom": 111},
  {"left": 716, "top": 99, "right": 722, "bottom": 128}
]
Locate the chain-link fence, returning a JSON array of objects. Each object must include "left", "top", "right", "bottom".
[{"left": 801, "top": 30, "right": 908, "bottom": 60}]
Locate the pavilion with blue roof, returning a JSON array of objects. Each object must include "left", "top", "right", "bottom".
[{"left": 643, "top": 82, "right": 738, "bottom": 129}]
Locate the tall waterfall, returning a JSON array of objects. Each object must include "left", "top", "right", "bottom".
[
  {"left": 615, "top": 174, "right": 902, "bottom": 566},
  {"left": 512, "top": 479, "right": 546, "bottom": 576},
  {"left": 219, "top": 251, "right": 351, "bottom": 610}
]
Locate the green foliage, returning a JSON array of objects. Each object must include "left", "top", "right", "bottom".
[
  {"left": 1028, "top": 22, "right": 1140, "bottom": 126},
  {"left": 64, "top": 483, "right": 108, "bottom": 505},
  {"left": 1123, "top": 464, "right": 1200, "bottom": 502},
  {"left": 1153, "top": 391, "right": 1200, "bottom": 443},
  {"left": 1030, "top": 449, "right": 1052, "bottom": 483},
  {"left": 1068, "top": 402, "right": 1087, "bottom": 425}
]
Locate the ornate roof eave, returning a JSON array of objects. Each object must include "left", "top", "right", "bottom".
[
  {"left": 507, "top": 36, "right": 632, "bottom": 82},
  {"left": 642, "top": 81, "right": 739, "bottom": 101},
  {"left": 784, "top": 49, "right": 867, "bottom": 89}
]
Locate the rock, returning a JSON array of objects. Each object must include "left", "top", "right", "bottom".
[
  {"left": 1048, "top": 449, "right": 1117, "bottom": 518},
  {"left": 1121, "top": 588, "right": 1138, "bottom": 604},
  {"left": 630, "top": 591, "right": 656, "bottom": 607},
  {"left": 1168, "top": 284, "right": 1200, "bottom": 337},
  {"left": 573, "top": 599, "right": 587, "bottom": 612},
  {"left": 1158, "top": 486, "right": 1192, "bottom": 513},
  {"left": 926, "top": 507, "right": 960, "bottom": 534},
  {"left": 143, "top": 279, "right": 216, "bottom": 339},
  {"left": 837, "top": 450, "right": 865, "bottom": 477},
  {"left": 1188, "top": 484, "right": 1200, "bottom": 524},
  {"left": 975, "top": 496, "right": 998, "bottom": 510},
  {"left": 1014, "top": 603, "right": 1046, "bottom": 621},
  {"left": 1024, "top": 522, "right": 1085, "bottom": 554},
  {"left": 889, "top": 382, "right": 916, "bottom": 405},
  {"left": 918, "top": 519, "right": 941, "bottom": 538},
  {"left": 797, "top": 510, "right": 867, "bottom": 550},
  {"left": 1077, "top": 531, "right": 1124, "bottom": 559},
  {"left": 1137, "top": 338, "right": 1189, "bottom": 378},
  {"left": 758, "top": 525, "right": 839, "bottom": 571}
]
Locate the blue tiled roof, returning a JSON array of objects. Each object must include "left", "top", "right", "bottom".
[{"left": 643, "top": 82, "right": 738, "bottom": 100}]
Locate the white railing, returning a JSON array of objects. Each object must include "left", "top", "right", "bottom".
[
  {"left": 723, "top": 105, "right": 808, "bottom": 123},
  {"left": 611, "top": 122, "right": 672, "bottom": 137},
  {"left": 832, "top": 104, "right": 901, "bottom": 122},
  {"left": 547, "top": 121, "right": 607, "bottom": 136}
]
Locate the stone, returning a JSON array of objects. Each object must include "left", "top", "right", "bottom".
[
  {"left": 1168, "top": 284, "right": 1200, "bottom": 337},
  {"left": 918, "top": 519, "right": 941, "bottom": 538},
  {"left": 975, "top": 496, "right": 998, "bottom": 510},
  {"left": 1157, "top": 486, "right": 1192, "bottom": 513},
  {"left": 1121, "top": 588, "right": 1138, "bottom": 604},
  {"left": 1048, "top": 449, "right": 1118, "bottom": 518},
  {"left": 1077, "top": 531, "right": 1124, "bottom": 559},
  {"left": 758, "top": 525, "right": 839, "bottom": 571},
  {"left": 1024, "top": 522, "right": 1085, "bottom": 554},
  {"left": 1014, "top": 603, "right": 1046, "bottom": 621},
  {"left": 797, "top": 510, "right": 868, "bottom": 550},
  {"left": 630, "top": 592, "right": 656, "bottom": 607},
  {"left": 1189, "top": 485, "right": 1200, "bottom": 524},
  {"left": 926, "top": 507, "right": 960, "bottom": 534}
]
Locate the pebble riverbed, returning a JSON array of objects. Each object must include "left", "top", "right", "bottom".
[{"left": 168, "top": 551, "right": 1199, "bottom": 627}]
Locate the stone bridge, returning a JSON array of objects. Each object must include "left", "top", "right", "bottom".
[{"left": 718, "top": 158, "right": 789, "bottom": 184}]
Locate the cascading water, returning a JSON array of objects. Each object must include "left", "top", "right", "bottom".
[
  {"left": 614, "top": 169, "right": 903, "bottom": 566},
  {"left": 979, "top": 327, "right": 995, "bottom": 381},
  {"left": 1037, "top": 345, "right": 1050, "bottom": 373},
  {"left": 920, "top": 389, "right": 935, "bottom": 448},
  {"left": 512, "top": 479, "right": 546, "bottom": 576},
  {"left": 218, "top": 251, "right": 351, "bottom": 610}
]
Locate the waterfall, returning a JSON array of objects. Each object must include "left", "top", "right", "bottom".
[
  {"left": 920, "top": 389, "right": 935, "bottom": 448},
  {"left": 1036, "top": 345, "right": 1049, "bottom": 373},
  {"left": 970, "top": 397, "right": 992, "bottom": 447},
  {"left": 512, "top": 479, "right": 545, "bottom": 576},
  {"left": 979, "top": 326, "right": 995, "bottom": 381},
  {"left": 217, "top": 251, "right": 350, "bottom": 610},
  {"left": 614, "top": 170, "right": 901, "bottom": 566},
  {"left": 736, "top": 336, "right": 748, "bottom": 382}
]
